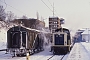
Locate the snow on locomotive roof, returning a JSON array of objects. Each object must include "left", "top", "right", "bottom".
[{"left": 49, "top": 16, "right": 59, "bottom": 18}]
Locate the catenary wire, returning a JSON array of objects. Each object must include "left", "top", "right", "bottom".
[{"left": 0, "top": 0, "right": 27, "bottom": 16}]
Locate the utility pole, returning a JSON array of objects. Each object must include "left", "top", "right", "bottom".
[{"left": 53, "top": 3, "right": 54, "bottom": 17}]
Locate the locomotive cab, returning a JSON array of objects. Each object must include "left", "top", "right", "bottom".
[
  {"left": 53, "top": 32, "right": 68, "bottom": 46},
  {"left": 51, "top": 28, "right": 71, "bottom": 55}
]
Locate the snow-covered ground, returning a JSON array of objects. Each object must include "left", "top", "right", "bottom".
[
  {"left": 30, "top": 45, "right": 68, "bottom": 60},
  {"left": 67, "top": 42, "right": 90, "bottom": 60},
  {"left": 81, "top": 42, "right": 90, "bottom": 55},
  {"left": 0, "top": 28, "right": 7, "bottom": 50},
  {"left": 1, "top": 27, "right": 90, "bottom": 60}
]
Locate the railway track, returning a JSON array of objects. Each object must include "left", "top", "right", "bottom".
[
  {"left": 47, "top": 55, "right": 55, "bottom": 60},
  {"left": 47, "top": 55, "right": 66, "bottom": 60},
  {"left": 0, "top": 51, "right": 68, "bottom": 60},
  {"left": 30, "top": 49, "right": 69, "bottom": 60}
]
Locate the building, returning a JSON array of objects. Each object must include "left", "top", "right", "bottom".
[
  {"left": 13, "top": 18, "right": 45, "bottom": 30},
  {"left": 81, "top": 29, "right": 90, "bottom": 42},
  {"left": 49, "top": 17, "right": 61, "bottom": 33}
]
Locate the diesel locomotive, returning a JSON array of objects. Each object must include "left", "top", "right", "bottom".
[
  {"left": 7, "top": 25, "right": 44, "bottom": 56},
  {"left": 51, "top": 28, "right": 71, "bottom": 54}
]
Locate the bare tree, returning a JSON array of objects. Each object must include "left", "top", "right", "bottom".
[
  {"left": 6, "top": 11, "right": 16, "bottom": 22},
  {"left": 6, "top": 11, "right": 17, "bottom": 27},
  {"left": 0, "top": 5, "right": 6, "bottom": 21}
]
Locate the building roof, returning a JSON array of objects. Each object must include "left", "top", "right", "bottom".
[{"left": 82, "top": 30, "right": 90, "bottom": 34}]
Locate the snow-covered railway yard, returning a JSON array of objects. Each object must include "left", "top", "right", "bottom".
[
  {"left": 0, "top": 51, "right": 26, "bottom": 60},
  {"left": 1, "top": 42, "right": 90, "bottom": 60},
  {"left": 1, "top": 28, "right": 90, "bottom": 60},
  {"left": 30, "top": 42, "right": 90, "bottom": 60},
  {"left": 47, "top": 55, "right": 68, "bottom": 60},
  {"left": 30, "top": 47, "right": 69, "bottom": 60},
  {"left": 67, "top": 42, "right": 90, "bottom": 60},
  {"left": 0, "top": 46, "right": 69, "bottom": 60}
]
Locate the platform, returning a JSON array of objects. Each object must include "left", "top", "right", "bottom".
[{"left": 67, "top": 43, "right": 90, "bottom": 60}]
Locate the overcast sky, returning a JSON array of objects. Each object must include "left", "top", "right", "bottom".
[{"left": 1, "top": 0, "right": 90, "bottom": 31}]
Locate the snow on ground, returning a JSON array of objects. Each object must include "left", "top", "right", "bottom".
[
  {"left": 0, "top": 44, "right": 68, "bottom": 60},
  {"left": 0, "top": 28, "right": 7, "bottom": 49},
  {"left": 67, "top": 42, "right": 90, "bottom": 60},
  {"left": 30, "top": 45, "right": 69, "bottom": 60},
  {"left": 81, "top": 42, "right": 90, "bottom": 55},
  {"left": 1, "top": 27, "right": 90, "bottom": 60},
  {"left": 30, "top": 46, "right": 53, "bottom": 60},
  {"left": 0, "top": 51, "right": 26, "bottom": 60}
]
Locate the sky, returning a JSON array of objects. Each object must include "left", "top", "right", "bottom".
[{"left": 1, "top": 0, "right": 90, "bottom": 31}]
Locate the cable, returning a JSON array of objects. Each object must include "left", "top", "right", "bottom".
[
  {"left": 48, "top": 0, "right": 53, "bottom": 7},
  {"left": 41, "top": 0, "right": 53, "bottom": 12},
  {"left": 0, "top": 0, "right": 27, "bottom": 16},
  {"left": 47, "top": 0, "right": 59, "bottom": 17},
  {"left": 41, "top": 0, "right": 59, "bottom": 16}
]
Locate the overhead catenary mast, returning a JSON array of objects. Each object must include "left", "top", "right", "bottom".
[{"left": 53, "top": 3, "right": 54, "bottom": 17}]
